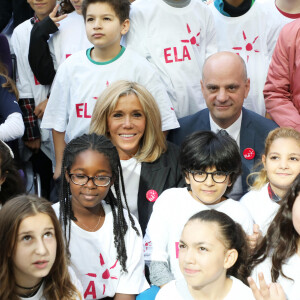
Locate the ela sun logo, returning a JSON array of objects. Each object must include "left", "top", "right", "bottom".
[
  {"left": 84, "top": 253, "right": 118, "bottom": 298},
  {"left": 232, "top": 31, "right": 259, "bottom": 63},
  {"left": 181, "top": 24, "right": 201, "bottom": 46}
]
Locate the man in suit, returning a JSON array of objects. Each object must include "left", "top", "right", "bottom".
[{"left": 168, "top": 51, "right": 278, "bottom": 199}]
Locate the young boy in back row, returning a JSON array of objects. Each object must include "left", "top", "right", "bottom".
[
  {"left": 11, "top": 0, "right": 56, "bottom": 199},
  {"left": 41, "top": 0, "right": 179, "bottom": 179}
]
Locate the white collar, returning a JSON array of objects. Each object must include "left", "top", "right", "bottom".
[{"left": 209, "top": 111, "right": 243, "bottom": 144}]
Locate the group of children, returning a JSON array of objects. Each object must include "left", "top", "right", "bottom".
[
  {"left": 0, "top": 0, "right": 300, "bottom": 299},
  {"left": 0, "top": 125, "right": 299, "bottom": 299}
]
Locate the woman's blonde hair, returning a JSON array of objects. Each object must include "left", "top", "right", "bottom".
[
  {"left": 90, "top": 80, "right": 167, "bottom": 162},
  {"left": 248, "top": 127, "right": 300, "bottom": 190}
]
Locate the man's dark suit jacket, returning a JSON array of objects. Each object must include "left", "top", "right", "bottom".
[{"left": 168, "top": 108, "right": 278, "bottom": 196}]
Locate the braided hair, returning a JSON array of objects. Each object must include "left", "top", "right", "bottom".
[{"left": 59, "top": 133, "right": 139, "bottom": 272}]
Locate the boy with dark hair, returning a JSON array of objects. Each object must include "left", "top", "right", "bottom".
[
  {"left": 11, "top": 0, "right": 56, "bottom": 199},
  {"left": 144, "top": 130, "right": 253, "bottom": 287},
  {"left": 42, "top": 0, "right": 179, "bottom": 180}
]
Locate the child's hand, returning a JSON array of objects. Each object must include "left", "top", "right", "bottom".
[
  {"left": 34, "top": 99, "right": 48, "bottom": 119},
  {"left": 50, "top": 4, "right": 67, "bottom": 27},
  {"left": 247, "top": 224, "right": 262, "bottom": 251},
  {"left": 248, "top": 273, "right": 286, "bottom": 300}
]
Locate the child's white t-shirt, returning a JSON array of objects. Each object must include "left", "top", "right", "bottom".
[
  {"left": 144, "top": 187, "right": 254, "bottom": 281},
  {"left": 20, "top": 267, "right": 83, "bottom": 300},
  {"left": 41, "top": 47, "right": 179, "bottom": 142},
  {"left": 53, "top": 201, "right": 149, "bottom": 299},
  {"left": 125, "top": 0, "right": 217, "bottom": 118},
  {"left": 252, "top": 254, "right": 300, "bottom": 300},
  {"left": 209, "top": 1, "right": 280, "bottom": 116},
  {"left": 156, "top": 276, "right": 254, "bottom": 300},
  {"left": 240, "top": 184, "right": 279, "bottom": 235},
  {"left": 10, "top": 19, "right": 54, "bottom": 162},
  {"left": 49, "top": 11, "right": 92, "bottom": 69}
]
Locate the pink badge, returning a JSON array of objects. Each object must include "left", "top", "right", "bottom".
[
  {"left": 243, "top": 148, "right": 255, "bottom": 160},
  {"left": 146, "top": 190, "right": 158, "bottom": 202}
]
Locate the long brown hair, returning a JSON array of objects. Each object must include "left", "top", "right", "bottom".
[
  {"left": 0, "top": 61, "right": 19, "bottom": 99},
  {"left": 0, "top": 195, "right": 82, "bottom": 300},
  {"left": 249, "top": 174, "right": 300, "bottom": 282}
]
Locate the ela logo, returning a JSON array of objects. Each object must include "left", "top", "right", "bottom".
[{"left": 163, "top": 23, "right": 200, "bottom": 64}]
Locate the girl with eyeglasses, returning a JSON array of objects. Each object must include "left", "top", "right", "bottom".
[
  {"left": 144, "top": 130, "right": 254, "bottom": 288},
  {"left": 53, "top": 133, "right": 149, "bottom": 299}
]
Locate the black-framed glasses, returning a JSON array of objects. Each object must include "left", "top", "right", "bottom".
[
  {"left": 189, "top": 170, "right": 229, "bottom": 183},
  {"left": 68, "top": 173, "right": 111, "bottom": 187}
]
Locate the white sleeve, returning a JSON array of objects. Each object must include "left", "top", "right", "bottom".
[
  {"left": 203, "top": 6, "right": 217, "bottom": 58},
  {"left": 116, "top": 214, "right": 149, "bottom": 294},
  {"left": 144, "top": 192, "right": 171, "bottom": 263},
  {"left": 124, "top": 5, "right": 148, "bottom": 58},
  {"left": 0, "top": 112, "right": 24, "bottom": 141},
  {"left": 11, "top": 29, "right": 33, "bottom": 99},
  {"left": 41, "top": 63, "right": 70, "bottom": 132},
  {"left": 68, "top": 266, "right": 84, "bottom": 299},
  {"left": 136, "top": 59, "right": 179, "bottom": 131}
]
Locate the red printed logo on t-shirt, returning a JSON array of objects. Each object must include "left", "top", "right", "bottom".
[
  {"left": 232, "top": 31, "right": 260, "bottom": 63},
  {"left": 34, "top": 75, "right": 40, "bottom": 85}
]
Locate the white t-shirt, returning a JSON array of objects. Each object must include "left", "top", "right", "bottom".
[
  {"left": 258, "top": 0, "right": 297, "bottom": 54},
  {"left": 252, "top": 254, "right": 300, "bottom": 300},
  {"left": 240, "top": 184, "right": 279, "bottom": 235},
  {"left": 120, "top": 157, "right": 141, "bottom": 219},
  {"left": 53, "top": 201, "right": 149, "bottom": 299},
  {"left": 209, "top": 1, "right": 280, "bottom": 116},
  {"left": 144, "top": 187, "right": 254, "bottom": 280},
  {"left": 11, "top": 19, "right": 54, "bottom": 161},
  {"left": 125, "top": 0, "right": 217, "bottom": 118},
  {"left": 156, "top": 276, "right": 254, "bottom": 300},
  {"left": 20, "top": 267, "right": 83, "bottom": 300},
  {"left": 49, "top": 11, "right": 92, "bottom": 69},
  {"left": 42, "top": 47, "right": 179, "bottom": 142}
]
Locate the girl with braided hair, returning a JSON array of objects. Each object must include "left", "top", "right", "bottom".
[{"left": 53, "top": 133, "right": 148, "bottom": 299}]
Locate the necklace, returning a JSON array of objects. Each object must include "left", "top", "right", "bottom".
[
  {"left": 17, "top": 279, "right": 43, "bottom": 298},
  {"left": 75, "top": 213, "right": 102, "bottom": 231}
]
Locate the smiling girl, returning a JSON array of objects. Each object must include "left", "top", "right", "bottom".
[
  {"left": 0, "top": 194, "right": 82, "bottom": 300},
  {"left": 156, "top": 210, "right": 253, "bottom": 300},
  {"left": 241, "top": 128, "right": 300, "bottom": 236},
  {"left": 53, "top": 133, "right": 148, "bottom": 299}
]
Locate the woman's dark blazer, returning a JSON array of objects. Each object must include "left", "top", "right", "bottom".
[{"left": 137, "top": 142, "right": 185, "bottom": 235}]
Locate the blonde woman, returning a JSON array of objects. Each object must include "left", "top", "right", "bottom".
[{"left": 90, "top": 80, "right": 184, "bottom": 234}]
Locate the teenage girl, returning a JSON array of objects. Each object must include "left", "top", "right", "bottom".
[
  {"left": 54, "top": 133, "right": 148, "bottom": 299},
  {"left": 0, "top": 194, "right": 83, "bottom": 300},
  {"left": 241, "top": 128, "right": 300, "bottom": 236},
  {"left": 249, "top": 173, "right": 300, "bottom": 300},
  {"left": 0, "top": 140, "right": 25, "bottom": 207},
  {"left": 156, "top": 209, "right": 253, "bottom": 300}
]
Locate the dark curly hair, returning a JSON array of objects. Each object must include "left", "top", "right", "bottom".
[
  {"left": 249, "top": 173, "right": 300, "bottom": 282},
  {"left": 59, "top": 133, "right": 139, "bottom": 272}
]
